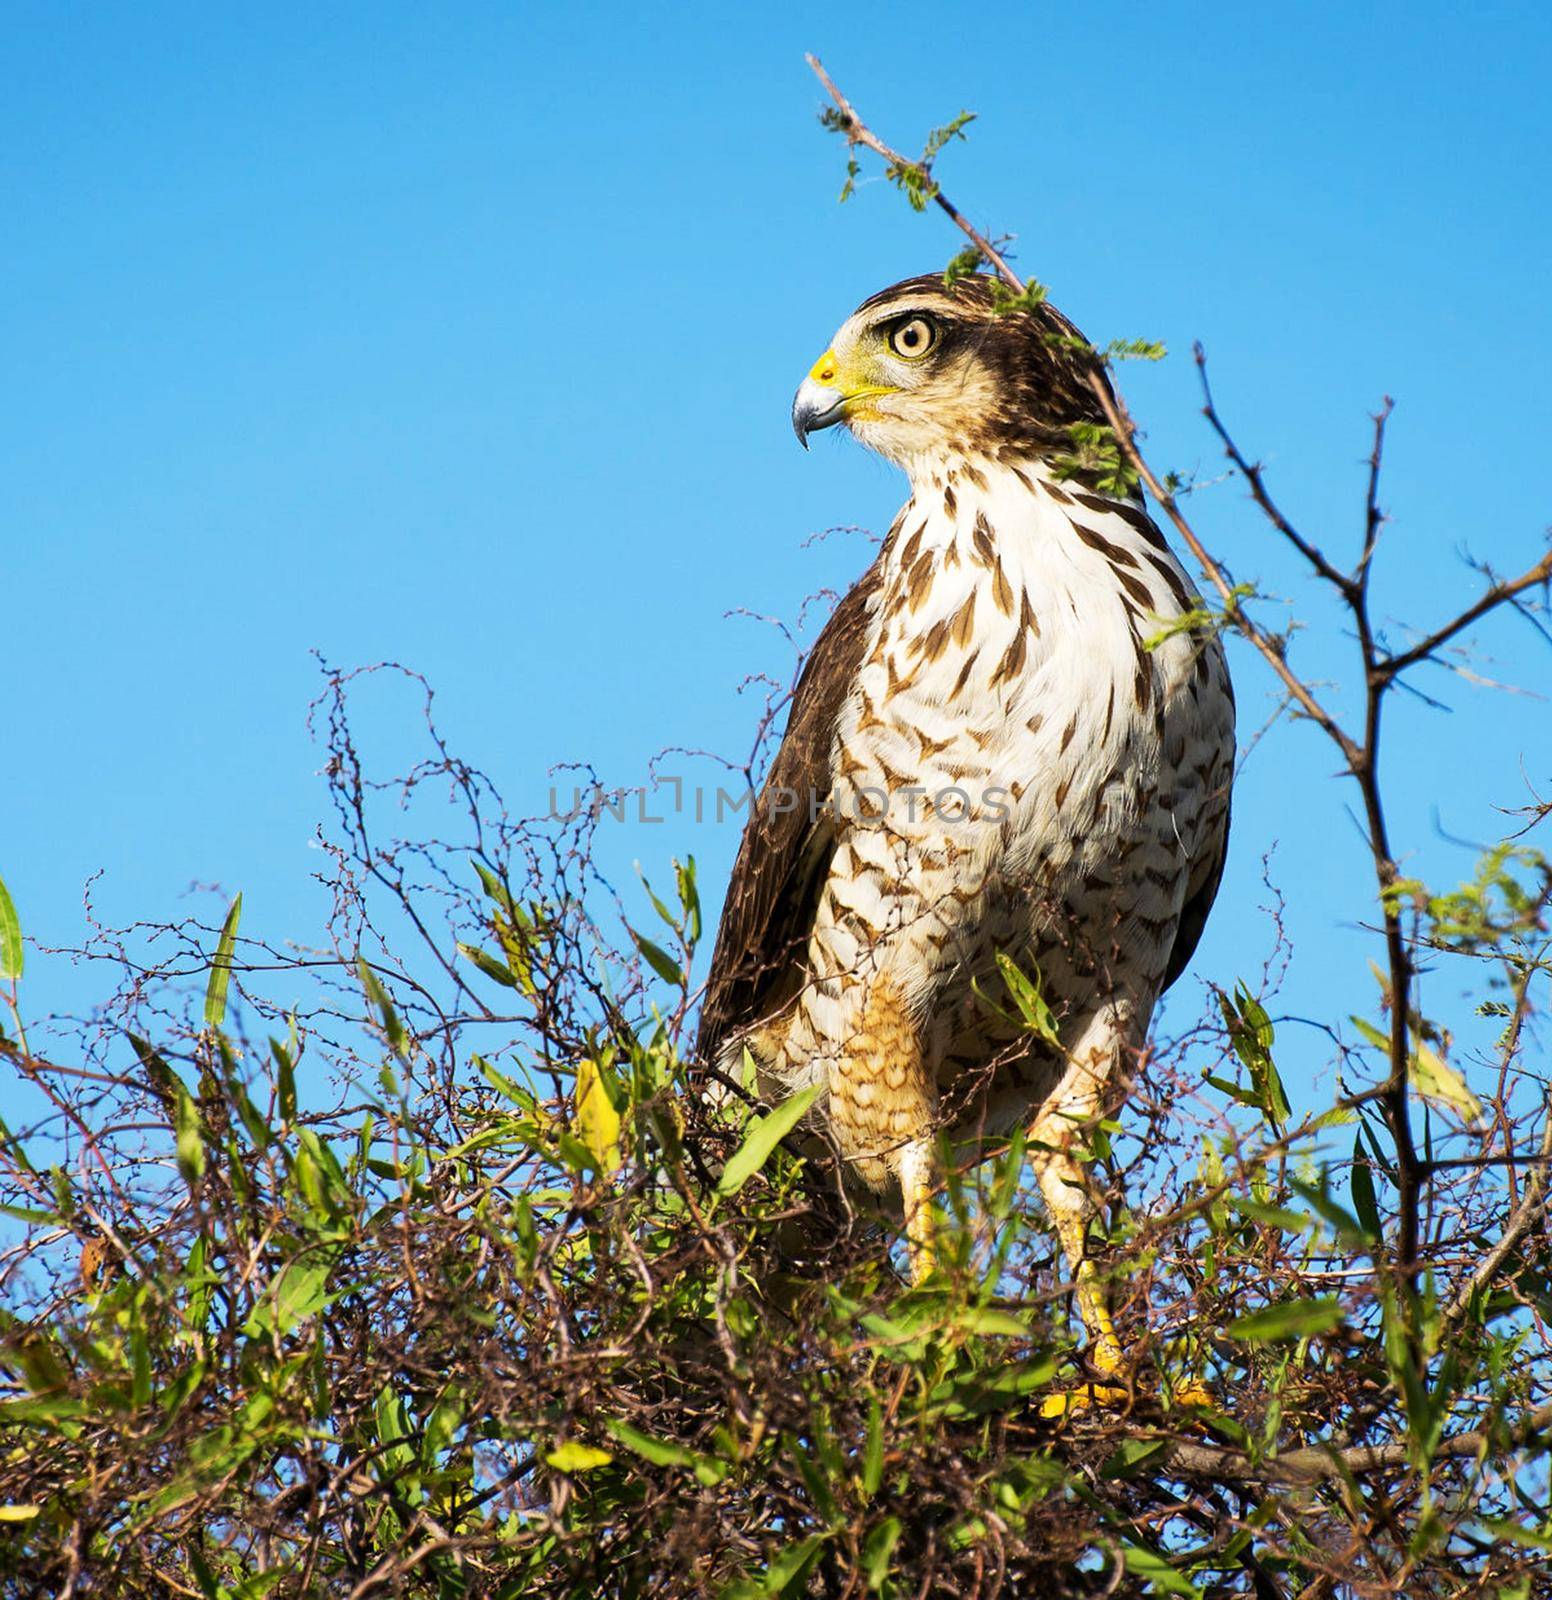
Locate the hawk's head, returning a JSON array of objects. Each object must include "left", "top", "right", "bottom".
[{"left": 792, "top": 273, "right": 1112, "bottom": 470}]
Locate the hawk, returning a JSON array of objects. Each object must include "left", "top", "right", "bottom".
[{"left": 698, "top": 274, "right": 1234, "bottom": 1397}]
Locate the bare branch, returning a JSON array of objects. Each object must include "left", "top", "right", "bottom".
[{"left": 1378, "top": 545, "right": 1552, "bottom": 681}]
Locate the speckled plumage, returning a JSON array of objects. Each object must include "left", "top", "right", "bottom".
[{"left": 699, "top": 275, "right": 1234, "bottom": 1302}]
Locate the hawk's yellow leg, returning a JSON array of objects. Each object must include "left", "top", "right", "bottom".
[
  {"left": 898, "top": 1136, "right": 938, "bottom": 1283},
  {"left": 1038, "top": 1202, "right": 1127, "bottom": 1417},
  {"left": 1036, "top": 1206, "right": 1213, "bottom": 1417},
  {"left": 1031, "top": 1027, "right": 1212, "bottom": 1419}
]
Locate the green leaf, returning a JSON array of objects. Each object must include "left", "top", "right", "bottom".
[
  {"left": 861, "top": 1396, "right": 884, "bottom": 1496},
  {"left": 1219, "top": 983, "right": 1288, "bottom": 1131},
  {"left": 245, "top": 1254, "right": 336, "bottom": 1339},
  {"left": 604, "top": 1417, "right": 696, "bottom": 1468},
  {"left": 936, "top": 1355, "right": 1061, "bottom": 1417},
  {"left": 1409, "top": 1042, "right": 1484, "bottom": 1126},
  {"left": 1101, "top": 1436, "right": 1171, "bottom": 1477},
  {"left": 994, "top": 951, "right": 1060, "bottom": 1044},
  {"left": 1228, "top": 1296, "right": 1344, "bottom": 1343},
  {"left": 6, "top": 1333, "right": 72, "bottom": 1394},
  {"left": 1289, "top": 1177, "right": 1370, "bottom": 1247},
  {"left": 764, "top": 1535, "right": 825, "bottom": 1596},
  {"left": 0, "top": 872, "right": 23, "bottom": 981},
  {"left": 456, "top": 941, "right": 519, "bottom": 988},
  {"left": 1351, "top": 1134, "right": 1382, "bottom": 1241},
  {"left": 603, "top": 1418, "right": 728, "bottom": 1484},
  {"left": 1121, "top": 1543, "right": 1204, "bottom": 1598},
  {"left": 1228, "top": 1197, "right": 1312, "bottom": 1233},
  {"left": 715, "top": 1084, "right": 822, "bottom": 1197},
  {"left": 950, "top": 1306, "right": 1035, "bottom": 1338},
  {"left": 631, "top": 928, "right": 684, "bottom": 987},
  {"left": 675, "top": 856, "right": 701, "bottom": 944},
  {"left": 174, "top": 1086, "right": 205, "bottom": 1186},
  {"left": 357, "top": 956, "right": 406, "bottom": 1057},
  {"left": 473, "top": 860, "right": 517, "bottom": 917},
  {"left": 270, "top": 1030, "right": 298, "bottom": 1124},
  {"left": 862, "top": 1516, "right": 902, "bottom": 1589},
  {"left": 203, "top": 893, "right": 243, "bottom": 1029},
  {"left": 545, "top": 1441, "right": 613, "bottom": 1473}
]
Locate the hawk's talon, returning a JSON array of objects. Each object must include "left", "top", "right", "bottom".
[
  {"left": 1168, "top": 1375, "right": 1215, "bottom": 1411},
  {"left": 1038, "top": 1377, "right": 1130, "bottom": 1419}
]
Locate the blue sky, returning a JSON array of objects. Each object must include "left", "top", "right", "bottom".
[{"left": 5, "top": 2, "right": 1550, "bottom": 1115}]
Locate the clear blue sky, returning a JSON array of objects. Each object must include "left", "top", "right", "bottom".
[{"left": 5, "top": 2, "right": 1550, "bottom": 1114}]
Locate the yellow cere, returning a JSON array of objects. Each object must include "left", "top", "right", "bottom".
[{"left": 808, "top": 348, "right": 840, "bottom": 386}]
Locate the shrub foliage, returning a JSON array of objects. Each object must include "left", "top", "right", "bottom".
[{"left": 3, "top": 67, "right": 1552, "bottom": 1600}]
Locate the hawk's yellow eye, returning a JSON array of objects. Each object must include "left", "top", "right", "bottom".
[{"left": 888, "top": 316, "right": 935, "bottom": 359}]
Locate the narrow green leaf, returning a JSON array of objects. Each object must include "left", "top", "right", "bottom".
[
  {"left": 203, "top": 893, "right": 243, "bottom": 1029},
  {"left": 1351, "top": 1134, "right": 1382, "bottom": 1241},
  {"left": 245, "top": 1254, "right": 336, "bottom": 1339},
  {"left": 716, "top": 1084, "right": 821, "bottom": 1197},
  {"left": 174, "top": 1086, "right": 204, "bottom": 1186},
  {"left": 936, "top": 1355, "right": 1061, "bottom": 1416},
  {"left": 995, "top": 951, "right": 1060, "bottom": 1044},
  {"left": 357, "top": 956, "right": 406, "bottom": 1056},
  {"left": 862, "top": 1516, "right": 902, "bottom": 1589},
  {"left": 604, "top": 1417, "right": 696, "bottom": 1468},
  {"left": 1228, "top": 1197, "right": 1312, "bottom": 1233},
  {"left": 456, "top": 941, "right": 518, "bottom": 989},
  {"left": 271, "top": 1030, "right": 297, "bottom": 1124},
  {"left": 675, "top": 856, "right": 701, "bottom": 944},
  {"left": 1101, "top": 1436, "right": 1171, "bottom": 1477},
  {"left": 861, "top": 1396, "right": 884, "bottom": 1497},
  {"left": 1220, "top": 983, "right": 1288, "bottom": 1131},
  {"left": 1228, "top": 1296, "right": 1344, "bottom": 1343},
  {"left": 473, "top": 861, "right": 516, "bottom": 917},
  {"left": 1290, "top": 1175, "right": 1371, "bottom": 1247},
  {"left": 1410, "top": 1042, "right": 1484, "bottom": 1126},
  {"left": 764, "top": 1535, "right": 825, "bottom": 1596},
  {"left": 1121, "top": 1543, "right": 1204, "bottom": 1598},
  {"left": 631, "top": 928, "right": 684, "bottom": 987},
  {"left": 0, "top": 1108, "right": 37, "bottom": 1177},
  {"left": 0, "top": 873, "right": 23, "bottom": 980}
]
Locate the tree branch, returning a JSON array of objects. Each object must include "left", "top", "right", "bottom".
[
  {"left": 1166, "top": 1401, "right": 1552, "bottom": 1486},
  {"left": 1378, "top": 546, "right": 1552, "bottom": 682}
]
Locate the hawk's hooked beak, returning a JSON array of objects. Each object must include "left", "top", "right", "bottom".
[
  {"left": 791, "top": 377, "right": 846, "bottom": 448},
  {"left": 791, "top": 347, "right": 895, "bottom": 448}
]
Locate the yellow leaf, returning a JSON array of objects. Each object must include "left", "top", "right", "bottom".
[
  {"left": 1409, "top": 1043, "right": 1483, "bottom": 1126},
  {"left": 545, "top": 1442, "right": 614, "bottom": 1473},
  {"left": 0, "top": 1505, "right": 41, "bottom": 1522},
  {"left": 575, "top": 1057, "right": 622, "bottom": 1173}
]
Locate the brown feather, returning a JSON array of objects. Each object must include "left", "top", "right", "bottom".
[{"left": 696, "top": 559, "right": 885, "bottom": 1063}]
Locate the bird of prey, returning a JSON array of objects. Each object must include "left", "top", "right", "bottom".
[{"left": 698, "top": 273, "right": 1234, "bottom": 1399}]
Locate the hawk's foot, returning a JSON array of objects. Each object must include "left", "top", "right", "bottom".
[
  {"left": 1039, "top": 1348, "right": 1215, "bottom": 1421},
  {"left": 1039, "top": 1338, "right": 1128, "bottom": 1419}
]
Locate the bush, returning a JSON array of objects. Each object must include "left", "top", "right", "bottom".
[{"left": 3, "top": 66, "right": 1551, "bottom": 1600}]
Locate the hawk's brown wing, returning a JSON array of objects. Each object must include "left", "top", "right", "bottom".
[
  {"left": 696, "top": 559, "right": 884, "bottom": 1064},
  {"left": 1161, "top": 799, "right": 1230, "bottom": 994}
]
